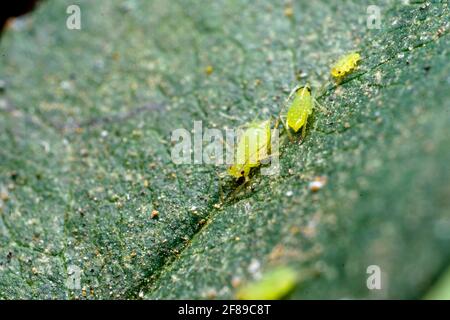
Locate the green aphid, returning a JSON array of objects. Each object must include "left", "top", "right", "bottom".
[
  {"left": 228, "top": 120, "right": 271, "bottom": 181},
  {"left": 278, "top": 84, "right": 324, "bottom": 140},
  {"left": 331, "top": 52, "right": 361, "bottom": 80},
  {"left": 236, "top": 266, "right": 297, "bottom": 300},
  {"left": 286, "top": 85, "right": 313, "bottom": 135}
]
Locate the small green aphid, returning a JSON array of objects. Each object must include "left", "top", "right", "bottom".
[
  {"left": 236, "top": 266, "right": 297, "bottom": 300},
  {"left": 228, "top": 120, "right": 271, "bottom": 181},
  {"left": 286, "top": 85, "right": 313, "bottom": 135},
  {"left": 330, "top": 52, "right": 361, "bottom": 80},
  {"left": 278, "top": 84, "right": 324, "bottom": 140}
]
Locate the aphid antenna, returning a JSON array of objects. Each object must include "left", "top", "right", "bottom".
[
  {"left": 249, "top": 112, "right": 265, "bottom": 125},
  {"left": 276, "top": 84, "right": 300, "bottom": 119},
  {"left": 312, "top": 95, "right": 328, "bottom": 114},
  {"left": 316, "top": 80, "right": 334, "bottom": 98},
  {"left": 218, "top": 111, "right": 240, "bottom": 121},
  {"left": 237, "top": 113, "right": 266, "bottom": 129},
  {"left": 274, "top": 113, "right": 294, "bottom": 142},
  {"left": 286, "top": 84, "right": 303, "bottom": 102}
]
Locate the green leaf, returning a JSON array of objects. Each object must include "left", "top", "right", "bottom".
[
  {"left": 424, "top": 266, "right": 450, "bottom": 300},
  {"left": 0, "top": 0, "right": 449, "bottom": 299}
]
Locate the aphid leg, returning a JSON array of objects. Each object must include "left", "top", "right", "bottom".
[
  {"left": 274, "top": 113, "right": 293, "bottom": 142},
  {"left": 218, "top": 174, "right": 224, "bottom": 204},
  {"left": 274, "top": 116, "right": 281, "bottom": 129},
  {"left": 313, "top": 97, "right": 328, "bottom": 114},
  {"left": 301, "top": 118, "right": 309, "bottom": 141},
  {"left": 228, "top": 178, "right": 250, "bottom": 201},
  {"left": 274, "top": 107, "right": 292, "bottom": 141},
  {"left": 274, "top": 114, "right": 285, "bottom": 130},
  {"left": 260, "top": 152, "right": 280, "bottom": 165},
  {"left": 278, "top": 115, "right": 294, "bottom": 142}
]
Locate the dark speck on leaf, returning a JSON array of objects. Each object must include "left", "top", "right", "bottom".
[
  {"left": 10, "top": 171, "right": 18, "bottom": 180},
  {"left": 0, "top": 79, "right": 6, "bottom": 93},
  {"left": 6, "top": 251, "right": 13, "bottom": 263}
]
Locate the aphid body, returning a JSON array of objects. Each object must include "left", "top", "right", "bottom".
[
  {"left": 286, "top": 86, "right": 313, "bottom": 133},
  {"left": 330, "top": 52, "right": 361, "bottom": 79},
  {"left": 236, "top": 266, "right": 297, "bottom": 300},
  {"left": 228, "top": 120, "right": 271, "bottom": 181}
]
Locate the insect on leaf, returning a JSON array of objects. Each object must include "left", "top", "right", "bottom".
[{"left": 236, "top": 266, "right": 298, "bottom": 300}]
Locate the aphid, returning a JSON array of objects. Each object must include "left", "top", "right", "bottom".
[
  {"left": 286, "top": 85, "right": 313, "bottom": 136},
  {"left": 236, "top": 266, "right": 297, "bottom": 300},
  {"left": 228, "top": 120, "right": 271, "bottom": 182},
  {"left": 277, "top": 84, "right": 324, "bottom": 140},
  {"left": 205, "top": 65, "right": 214, "bottom": 75},
  {"left": 330, "top": 52, "right": 361, "bottom": 79},
  {"left": 284, "top": 6, "right": 294, "bottom": 18}
]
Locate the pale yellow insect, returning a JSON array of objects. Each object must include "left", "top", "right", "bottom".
[
  {"left": 236, "top": 266, "right": 297, "bottom": 300},
  {"left": 330, "top": 52, "right": 361, "bottom": 79},
  {"left": 228, "top": 120, "right": 271, "bottom": 182},
  {"left": 277, "top": 84, "right": 325, "bottom": 140},
  {"left": 286, "top": 85, "right": 313, "bottom": 136}
]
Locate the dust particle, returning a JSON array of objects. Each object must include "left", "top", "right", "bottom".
[{"left": 309, "top": 176, "right": 328, "bottom": 192}]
